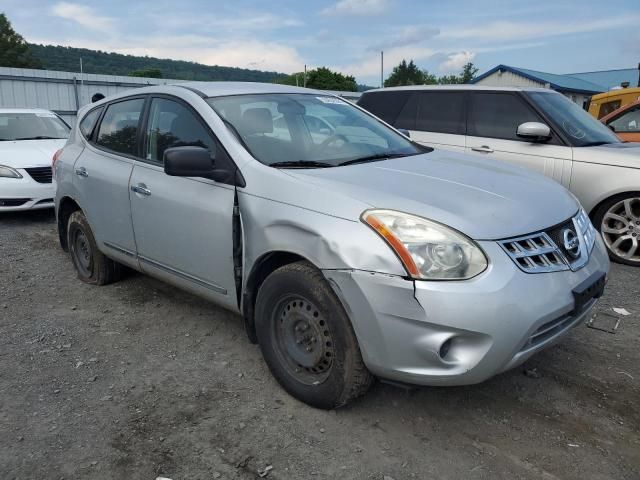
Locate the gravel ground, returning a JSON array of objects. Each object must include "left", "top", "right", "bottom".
[{"left": 1, "top": 210, "right": 639, "bottom": 480}]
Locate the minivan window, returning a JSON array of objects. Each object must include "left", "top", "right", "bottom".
[
  {"left": 79, "top": 107, "right": 103, "bottom": 139},
  {"left": 468, "top": 93, "right": 541, "bottom": 141},
  {"left": 528, "top": 92, "right": 621, "bottom": 147},
  {"left": 95, "top": 99, "right": 144, "bottom": 156},
  {"left": 208, "top": 93, "right": 423, "bottom": 167},
  {"left": 145, "top": 98, "right": 216, "bottom": 163},
  {"left": 416, "top": 92, "right": 465, "bottom": 135}
]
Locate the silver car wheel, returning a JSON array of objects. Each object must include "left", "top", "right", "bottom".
[{"left": 601, "top": 197, "right": 640, "bottom": 264}]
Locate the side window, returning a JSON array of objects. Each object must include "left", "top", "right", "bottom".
[
  {"left": 357, "top": 91, "right": 413, "bottom": 126},
  {"left": 95, "top": 99, "right": 144, "bottom": 156},
  {"left": 468, "top": 93, "right": 542, "bottom": 141},
  {"left": 416, "top": 92, "right": 465, "bottom": 134},
  {"left": 598, "top": 100, "right": 621, "bottom": 119},
  {"left": 79, "top": 107, "right": 103, "bottom": 139},
  {"left": 609, "top": 107, "right": 640, "bottom": 133},
  {"left": 145, "top": 98, "right": 216, "bottom": 163}
]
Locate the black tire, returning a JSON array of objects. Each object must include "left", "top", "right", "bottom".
[
  {"left": 592, "top": 193, "right": 640, "bottom": 267},
  {"left": 67, "top": 210, "right": 122, "bottom": 285},
  {"left": 255, "top": 261, "right": 373, "bottom": 409}
]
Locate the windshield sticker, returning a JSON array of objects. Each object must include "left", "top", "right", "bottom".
[
  {"left": 316, "top": 96, "right": 346, "bottom": 105},
  {"left": 36, "top": 113, "right": 57, "bottom": 118}
]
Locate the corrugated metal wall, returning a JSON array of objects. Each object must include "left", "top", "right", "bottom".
[
  {"left": 474, "top": 70, "right": 546, "bottom": 89},
  {"left": 0, "top": 67, "right": 362, "bottom": 125}
]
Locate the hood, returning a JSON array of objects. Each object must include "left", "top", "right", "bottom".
[
  {"left": 0, "top": 139, "right": 67, "bottom": 168},
  {"left": 287, "top": 150, "right": 579, "bottom": 240},
  {"left": 574, "top": 142, "right": 640, "bottom": 169}
]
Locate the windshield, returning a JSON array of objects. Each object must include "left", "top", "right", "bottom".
[
  {"left": 206, "top": 93, "right": 424, "bottom": 167},
  {"left": 527, "top": 92, "right": 620, "bottom": 147},
  {"left": 0, "top": 112, "right": 70, "bottom": 141}
]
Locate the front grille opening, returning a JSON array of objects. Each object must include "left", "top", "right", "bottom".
[
  {"left": 0, "top": 198, "right": 30, "bottom": 207},
  {"left": 25, "top": 167, "right": 53, "bottom": 184}
]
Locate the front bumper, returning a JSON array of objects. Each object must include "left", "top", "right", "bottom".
[
  {"left": 0, "top": 171, "right": 55, "bottom": 212},
  {"left": 324, "top": 236, "right": 610, "bottom": 386}
]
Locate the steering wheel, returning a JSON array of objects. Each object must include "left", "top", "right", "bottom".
[{"left": 319, "top": 133, "right": 349, "bottom": 149}]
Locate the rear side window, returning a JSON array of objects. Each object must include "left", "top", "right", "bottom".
[
  {"left": 95, "top": 98, "right": 145, "bottom": 156},
  {"left": 416, "top": 92, "right": 465, "bottom": 134},
  {"left": 468, "top": 93, "right": 541, "bottom": 141},
  {"left": 358, "top": 91, "right": 414, "bottom": 127},
  {"left": 598, "top": 100, "right": 621, "bottom": 119},
  {"left": 79, "top": 107, "right": 103, "bottom": 139}
]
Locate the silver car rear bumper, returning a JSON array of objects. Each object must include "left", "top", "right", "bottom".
[{"left": 324, "top": 237, "right": 610, "bottom": 386}]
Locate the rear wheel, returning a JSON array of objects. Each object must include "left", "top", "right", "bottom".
[
  {"left": 67, "top": 211, "right": 122, "bottom": 285},
  {"left": 255, "top": 261, "right": 373, "bottom": 409},
  {"left": 593, "top": 194, "right": 640, "bottom": 266}
]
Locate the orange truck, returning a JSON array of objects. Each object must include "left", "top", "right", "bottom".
[
  {"left": 600, "top": 100, "right": 640, "bottom": 142},
  {"left": 588, "top": 87, "right": 640, "bottom": 120}
]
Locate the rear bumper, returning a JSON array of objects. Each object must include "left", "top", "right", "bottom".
[
  {"left": 324, "top": 236, "right": 610, "bottom": 386},
  {"left": 0, "top": 173, "right": 55, "bottom": 212}
]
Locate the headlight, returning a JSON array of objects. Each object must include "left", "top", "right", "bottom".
[
  {"left": 362, "top": 209, "right": 488, "bottom": 280},
  {"left": 0, "top": 165, "right": 22, "bottom": 179}
]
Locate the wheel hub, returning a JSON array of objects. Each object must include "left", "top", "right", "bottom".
[
  {"left": 274, "top": 298, "right": 334, "bottom": 380},
  {"left": 601, "top": 198, "right": 640, "bottom": 263}
]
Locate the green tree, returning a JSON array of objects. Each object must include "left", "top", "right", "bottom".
[
  {"left": 438, "top": 62, "right": 479, "bottom": 85},
  {"left": 422, "top": 70, "right": 438, "bottom": 85},
  {"left": 278, "top": 67, "right": 357, "bottom": 91},
  {"left": 384, "top": 60, "right": 425, "bottom": 87},
  {"left": 130, "top": 67, "right": 163, "bottom": 78},
  {"left": 0, "top": 13, "right": 42, "bottom": 68}
]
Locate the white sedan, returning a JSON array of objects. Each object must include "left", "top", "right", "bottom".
[{"left": 0, "top": 108, "right": 70, "bottom": 211}]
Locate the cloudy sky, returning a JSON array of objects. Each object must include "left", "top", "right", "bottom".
[{"left": 3, "top": 0, "right": 640, "bottom": 85}]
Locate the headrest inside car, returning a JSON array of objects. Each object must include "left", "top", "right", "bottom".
[{"left": 242, "top": 108, "right": 273, "bottom": 135}]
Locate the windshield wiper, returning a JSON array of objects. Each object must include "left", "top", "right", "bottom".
[
  {"left": 14, "top": 136, "right": 65, "bottom": 140},
  {"left": 338, "top": 152, "right": 409, "bottom": 166},
  {"left": 269, "top": 160, "right": 335, "bottom": 169}
]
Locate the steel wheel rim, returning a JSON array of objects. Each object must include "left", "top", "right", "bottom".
[
  {"left": 271, "top": 295, "right": 334, "bottom": 385},
  {"left": 601, "top": 197, "right": 640, "bottom": 264},
  {"left": 71, "top": 228, "right": 93, "bottom": 277}
]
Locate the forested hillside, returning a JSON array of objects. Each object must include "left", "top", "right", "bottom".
[{"left": 27, "top": 44, "right": 288, "bottom": 82}]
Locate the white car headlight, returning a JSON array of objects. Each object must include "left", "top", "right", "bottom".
[
  {"left": 362, "top": 209, "right": 488, "bottom": 280},
  {"left": 0, "top": 165, "right": 22, "bottom": 179}
]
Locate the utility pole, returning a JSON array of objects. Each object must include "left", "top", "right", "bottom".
[
  {"left": 79, "top": 57, "right": 84, "bottom": 105},
  {"left": 304, "top": 64, "right": 307, "bottom": 88},
  {"left": 380, "top": 51, "right": 384, "bottom": 88}
]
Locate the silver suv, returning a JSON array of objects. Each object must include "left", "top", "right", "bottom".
[{"left": 55, "top": 83, "right": 609, "bottom": 408}]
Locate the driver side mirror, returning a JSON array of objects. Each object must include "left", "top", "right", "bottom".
[
  {"left": 164, "top": 146, "right": 231, "bottom": 183},
  {"left": 516, "top": 122, "right": 551, "bottom": 142}
]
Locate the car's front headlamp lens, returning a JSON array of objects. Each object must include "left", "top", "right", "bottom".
[
  {"left": 0, "top": 165, "right": 22, "bottom": 179},
  {"left": 362, "top": 209, "right": 488, "bottom": 280}
]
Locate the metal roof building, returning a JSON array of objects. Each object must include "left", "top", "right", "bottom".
[{"left": 472, "top": 64, "right": 640, "bottom": 107}]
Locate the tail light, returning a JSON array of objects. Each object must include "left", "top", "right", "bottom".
[{"left": 52, "top": 148, "right": 63, "bottom": 178}]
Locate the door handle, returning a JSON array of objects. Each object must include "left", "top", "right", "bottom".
[
  {"left": 75, "top": 167, "right": 88, "bottom": 177},
  {"left": 471, "top": 145, "right": 494, "bottom": 153},
  {"left": 131, "top": 183, "right": 151, "bottom": 196}
]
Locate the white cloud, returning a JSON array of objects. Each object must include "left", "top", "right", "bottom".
[
  {"left": 369, "top": 25, "right": 440, "bottom": 50},
  {"left": 322, "top": 0, "right": 390, "bottom": 16},
  {"left": 438, "top": 51, "right": 476, "bottom": 73},
  {"left": 51, "top": 2, "right": 114, "bottom": 33},
  {"left": 335, "top": 45, "right": 436, "bottom": 79},
  {"left": 441, "top": 15, "right": 640, "bottom": 42}
]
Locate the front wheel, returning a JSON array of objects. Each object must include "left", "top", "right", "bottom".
[
  {"left": 593, "top": 194, "right": 640, "bottom": 266},
  {"left": 255, "top": 261, "right": 373, "bottom": 409}
]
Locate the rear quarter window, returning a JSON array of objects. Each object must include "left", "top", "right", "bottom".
[{"left": 79, "top": 107, "right": 103, "bottom": 139}]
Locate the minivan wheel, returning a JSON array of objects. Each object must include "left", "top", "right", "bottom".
[
  {"left": 67, "top": 211, "right": 122, "bottom": 285},
  {"left": 255, "top": 261, "right": 373, "bottom": 409},
  {"left": 593, "top": 194, "right": 640, "bottom": 266}
]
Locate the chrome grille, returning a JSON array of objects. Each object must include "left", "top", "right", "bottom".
[
  {"left": 500, "top": 210, "right": 597, "bottom": 274},
  {"left": 25, "top": 167, "right": 53, "bottom": 184}
]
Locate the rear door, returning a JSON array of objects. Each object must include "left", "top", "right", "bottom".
[
  {"left": 129, "top": 95, "right": 238, "bottom": 310},
  {"left": 465, "top": 91, "right": 573, "bottom": 186},
  {"left": 73, "top": 97, "right": 145, "bottom": 263},
  {"left": 410, "top": 91, "right": 466, "bottom": 152}
]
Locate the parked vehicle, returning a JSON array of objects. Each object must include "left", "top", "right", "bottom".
[
  {"left": 55, "top": 83, "right": 609, "bottom": 408},
  {"left": 587, "top": 87, "right": 640, "bottom": 119},
  {"left": 358, "top": 86, "right": 640, "bottom": 266},
  {"left": 600, "top": 100, "right": 640, "bottom": 142},
  {"left": 0, "top": 108, "right": 69, "bottom": 211}
]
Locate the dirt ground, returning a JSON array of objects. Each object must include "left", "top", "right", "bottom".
[{"left": 1, "top": 209, "right": 638, "bottom": 480}]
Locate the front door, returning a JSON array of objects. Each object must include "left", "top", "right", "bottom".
[
  {"left": 74, "top": 97, "right": 146, "bottom": 263},
  {"left": 465, "top": 91, "right": 573, "bottom": 187},
  {"left": 129, "top": 96, "right": 237, "bottom": 310}
]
